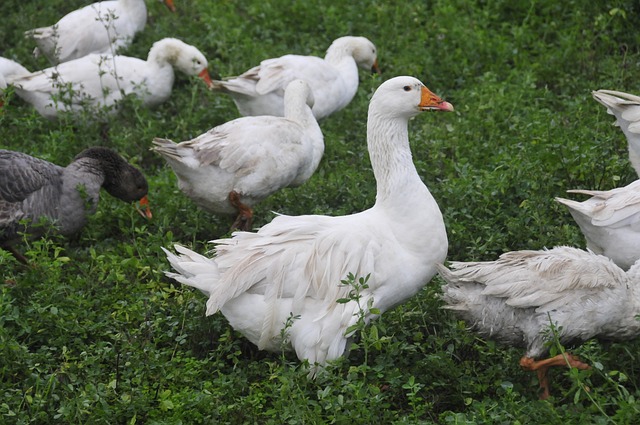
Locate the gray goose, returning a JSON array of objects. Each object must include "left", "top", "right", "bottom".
[{"left": 1, "top": 147, "right": 151, "bottom": 263}]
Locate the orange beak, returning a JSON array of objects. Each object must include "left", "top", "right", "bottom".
[
  {"left": 371, "top": 59, "right": 381, "bottom": 75},
  {"left": 136, "top": 195, "right": 153, "bottom": 219},
  {"left": 198, "top": 68, "right": 214, "bottom": 89},
  {"left": 164, "top": 0, "right": 176, "bottom": 12},
  {"left": 419, "top": 86, "right": 454, "bottom": 112}
]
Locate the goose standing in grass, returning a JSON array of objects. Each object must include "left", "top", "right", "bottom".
[
  {"left": 556, "top": 180, "right": 640, "bottom": 270},
  {"left": 163, "top": 76, "right": 453, "bottom": 371},
  {"left": 210, "top": 36, "right": 380, "bottom": 120},
  {"left": 437, "top": 246, "right": 640, "bottom": 400},
  {"left": 25, "top": 0, "right": 176, "bottom": 65},
  {"left": 7, "top": 38, "right": 212, "bottom": 120},
  {"left": 0, "top": 147, "right": 151, "bottom": 264},
  {"left": 592, "top": 90, "right": 640, "bottom": 177},
  {"left": 152, "top": 79, "right": 323, "bottom": 231}
]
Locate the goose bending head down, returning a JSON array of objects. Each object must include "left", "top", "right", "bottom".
[
  {"left": 556, "top": 179, "right": 640, "bottom": 270},
  {"left": 152, "top": 79, "right": 323, "bottom": 231},
  {"left": 592, "top": 90, "right": 640, "bottom": 177},
  {"left": 8, "top": 37, "right": 212, "bottom": 120},
  {"left": 437, "top": 246, "right": 640, "bottom": 400},
  {"left": 210, "top": 36, "right": 380, "bottom": 120},
  {"left": 163, "top": 76, "right": 453, "bottom": 373},
  {"left": 25, "top": 0, "right": 176, "bottom": 65},
  {"left": 0, "top": 147, "right": 152, "bottom": 264}
]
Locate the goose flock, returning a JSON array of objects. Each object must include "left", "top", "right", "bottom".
[{"left": 3, "top": 0, "right": 640, "bottom": 403}]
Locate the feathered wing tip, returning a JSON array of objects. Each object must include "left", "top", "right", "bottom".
[
  {"left": 208, "top": 79, "right": 229, "bottom": 92},
  {"left": 554, "top": 196, "right": 591, "bottom": 216},
  {"left": 593, "top": 90, "right": 640, "bottom": 110},
  {"left": 151, "top": 138, "right": 180, "bottom": 159},
  {"left": 592, "top": 90, "right": 640, "bottom": 177},
  {"left": 162, "top": 245, "right": 221, "bottom": 300},
  {"left": 436, "top": 263, "right": 478, "bottom": 311}
]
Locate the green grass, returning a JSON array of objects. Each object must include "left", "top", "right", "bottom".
[{"left": 2, "top": 0, "right": 640, "bottom": 423}]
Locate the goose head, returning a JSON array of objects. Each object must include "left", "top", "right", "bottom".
[
  {"left": 331, "top": 36, "right": 380, "bottom": 74},
  {"left": 149, "top": 38, "right": 213, "bottom": 88},
  {"left": 74, "top": 147, "right": 152, "bottom": 218},
  {"left": 370, "top": 76, "right": 454, "bottom": 119}
]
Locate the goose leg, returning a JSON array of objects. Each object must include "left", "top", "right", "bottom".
[
  {"left": 520, "top": 354, "right": 590, "bottom": 400},
  {"left": 228, "top": 191, "right": 253, "bottom": 231}
]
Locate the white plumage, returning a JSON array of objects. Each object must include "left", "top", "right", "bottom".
[
  {"left": 592, "top": 90, "right": 640, "bottom": 177},
  {"left": 556, "top": 180, "right": 640, "bottom": 270},
  {"left": 8, "top": 38, "right": 211, "bottom": 120},
  {"left": 211, "top": 36, "right": 380, "bottom": 120},
  {"left": 438, "top": 246, "right": 640, "bottom": 399},
  {"left": 25, "top": 0, "right": 176, "bottom": 64},
  {"left": 0, "top": 57, "right": 29, "bottom": 82},
  {"left": 152, "top": 79, "right": 324, "bottom": 230},
  {"left": 164, "top": 76, "right": 453, "bottom": 371}
]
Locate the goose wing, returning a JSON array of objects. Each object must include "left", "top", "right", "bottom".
[{"left": 442, "top": 246, "right": 626, "bottom": 312}]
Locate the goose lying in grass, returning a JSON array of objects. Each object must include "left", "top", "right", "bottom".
[
  {"left": 0, "top": 147, "right": 151, "bottom": 264},
  {"left": 592, "top": 90, "right": 640, "bottom": 177},
  {"left": 437, "top": 246, "right": 640, "bottom": 400},
  {"left": 152, "top": 79, "right": 323, "bottom": 231},
  {"left": 163, "top": 76, "right": 453, "bottom": 373},
  {"left": 556, "top": 179, "right": 640, "bottom": 270},
  {"left": 8, "top": 38, "right": 212, "bottom": 120},
  {"left": 210, "top": 36, "right": 380, "bottom": 120},
  {"left": 25, "top": 0, "right": 176, "bottom": 65}
]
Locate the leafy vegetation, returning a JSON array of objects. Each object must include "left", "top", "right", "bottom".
[{"left": 2, "top": 0, "right": 640, "bottom": 423}]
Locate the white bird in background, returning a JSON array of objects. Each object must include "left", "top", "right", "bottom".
[
  {"left": 556, "top": 179, "right": 640, "bottom": 270},
  {"left": 210, "top": 36, "right": 381, "bottom": 120},
  {"left": 592, "top": 89, "right": 640, "bottom": 177},
  {"left": 163, "top": 76, "right": 453, "bottom": 373},
  {"left": 8, "top": 38, "right": 212, "bottom": 120},
  {"left": 152, "top": 79, "right": 324, "bottom": 231},
  {"left": 438, "top": 246, "right": 640, "bottom": 400},
  {"left": 25, "top": 0, "right": 176, "bottom": 65}
]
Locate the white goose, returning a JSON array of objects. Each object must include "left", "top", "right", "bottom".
[
  {"left": 8, "top": 38, "right": 212, "bottom": 120},
  {"left": 152, "top": 79, "right": 323, "bottom": 231},
  {"left": 556, "top": 179, "right": 640, "bottom": 270},
  {"left": 25, "top": 0, "right": 176, "bottom": 65},
  {"left": 438, "top": 246, "right": 640, "bottom": 400},
  {"left": 210, "top": 36, "right": 380, "bottom": 120},
  {"left": 164, "top": 76, "right": 453, "bottom": 371},
  {"left": 592, "top": 90, "right": 640, "bottom": 177}
]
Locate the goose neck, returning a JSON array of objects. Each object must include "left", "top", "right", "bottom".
[
  {"left": 147, "top": 40, "right": 180, "bottom": 68},
  {"left": 367, "top": 112, "right": 422, "bottom": 203},
  {"left": 324, "top": 45, "right": 359, "bottom": 80},
  {"left": 284, "top": 99, "right": 316, "bottom": 128}
]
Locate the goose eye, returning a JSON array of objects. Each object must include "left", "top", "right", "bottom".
[{"left": 403, "top": 86, "right": 411, "bottom": 92}]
